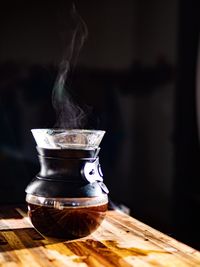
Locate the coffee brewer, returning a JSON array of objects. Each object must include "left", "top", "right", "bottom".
[{"left": 25, "top": 129, "right": 108, "bottom": 239}]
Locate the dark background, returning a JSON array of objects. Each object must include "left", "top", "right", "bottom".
[{"left": 0, "top": 0, "right": 200, "bottom": 250}]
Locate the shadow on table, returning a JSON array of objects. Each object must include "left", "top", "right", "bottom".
[{"left": 0, "top": 228, "right": 166, "bottom": 267}]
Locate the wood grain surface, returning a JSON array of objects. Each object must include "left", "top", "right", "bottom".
[{"left": 0, "top": 206, "right": 199, "bottom": 266}]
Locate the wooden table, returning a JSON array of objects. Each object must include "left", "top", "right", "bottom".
[{"left": 0, "top": 206, "right": 199, "bottom": 267}]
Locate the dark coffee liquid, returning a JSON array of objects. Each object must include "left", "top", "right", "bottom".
[{"left": 28, "top": 203, "right": 107, "bottom": 240}]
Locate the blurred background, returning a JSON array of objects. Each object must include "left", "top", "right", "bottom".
[{"left": 0, "top": 0, "right": 200, "bottom": 250}]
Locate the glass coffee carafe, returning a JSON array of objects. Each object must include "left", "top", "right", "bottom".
[{"left": 25, "top": 129, "right": 109, "bottom": 240}]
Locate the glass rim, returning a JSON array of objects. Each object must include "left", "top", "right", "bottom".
[{"left": 31, "top": 128, "right": 106, "bottom": 134}]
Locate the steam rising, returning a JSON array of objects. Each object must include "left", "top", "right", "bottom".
[{"left": 52, "top": 4, "right": 88, "bottom": 129}]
